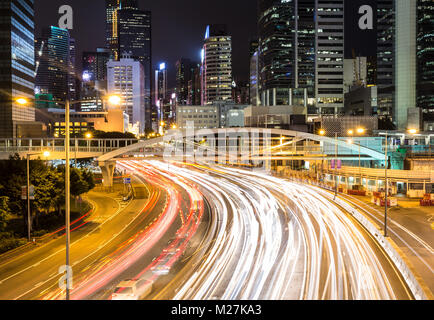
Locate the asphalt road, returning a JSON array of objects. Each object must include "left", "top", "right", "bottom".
[
  {"left": 0, "top": 173, "right": 164, "bottom": 300},
  {"left": 332, "top": 192, "right": 434, "bottom": 297},
  {"left": 0, "top": 160, "right": 419, "bottom": 300},
  {"left": 146, "top": 162, "right": 414, "bottom": 300}
]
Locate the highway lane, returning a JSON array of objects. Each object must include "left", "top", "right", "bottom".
[
  {"left": 0, "top": 174, "right": 163, "bottom": 300},
  {"left": 329, "top": 191, "right": 434, "bottom": 296},
  {"left": 40, "top": 160, "right": 206, "bottom": 300},
  {"left": 145, "top": 161, "right": 413, "bottom": 300}
]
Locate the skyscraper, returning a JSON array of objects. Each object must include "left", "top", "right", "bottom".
[
  {"left": 0, "top": 0, "right": 36, "bottom": 138},
  {"left": 377, "top": 0, "right": 395, "bottom": 120},
  {"left": 257, "top": 0, "right": 315, "bottom": 107},
  {"left": 201, "top": 25, "right": 233, "bottom": 105},
  {"left": 81, "top": 48, "right": 111, "bottom": 112},
  {"left": 258, "top": 0, "right": 295, "bottom": 104},
  {"left": 68, "top": 38, "right": 79, "bottom": 101},
  {"left": 105, "top": 0, "right": 138, "bottom": 60},
  {"left": 175, "top": 58, "right": 194, "bottom": 106},
  {"left": 188, "top": 64, "right": 201, "bottom": 106},
  {"left": 395, "top": 0, "right": 417, "bottom": 130},
  {"left": 107, "top": 52, "right": 145, "bottom": 134},
  {"left": 417, "top": 0, "right": 434, "bottom": 115},
  {"left": 35, "top": 26, "right": 70, "bottom": 102},
  {"left": 155, "top": 63, "right": 168, "bottom": 106},
  {"left": 315, "top": 0, "right": 345, "bottom": 115},
  {"left": 250, "top": 51, "right": 260, "bottom": 106},
  {"left": 118, "top": 7, "right": 152, "bottom": 130}
]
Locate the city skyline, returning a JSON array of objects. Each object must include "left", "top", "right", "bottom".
[
  {"left": 0, "top": 0, "right": 433, "bottom": 306},
  {"left": 34, "top": 0, "right": 375, "bottom": 89}
]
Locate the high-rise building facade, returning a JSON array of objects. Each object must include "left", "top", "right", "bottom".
[
  {"left": 118, "top": 7, "right": 152, "bottom": 130},
  {"left": 68, "top": 38, "right": 79, "bottom": 101},
  {"left": 258, "top": 0, "right": 295, "bottom": 104},
  {"left": 258, "top": 0, "right": 315, "bottom": 108},
  {"left": 81, "top": 48, "right": 110, "bottom": 112},
  {"left": 201, "top": 25, "right": 233, "bottom": 105},
  {"left": 315, "top": 0, "right": 345, "bottom": 115},
  {"left": 395, "top": 0, "right": 417, "bottom": 130},
  {"left": 82, "top": 48, "right": 111, "bottom": 84},
  {"left": 188, "top": 64, "right": 201, "bottom": 106},
  {"left": 107, "top": 52, "right": 145, "bottom": 134},
  {"left": 417, "top": 0, "right": 434, "bottom": 114},
  {"left": 154, "top": 62, "right": 168, "bottom": 129},
  {"left": 377, "top": 0, "right": 395, "bottom": 120},
  {"left": 155, "top": 63, "right": 168, "bottom": 106},
  {"left": 35, "top": 26, "right": 70, "bottom": 102},
  {"left": 0, "top": 0, "right": 36, "bottom": 137},
  {"left": 105, "top": 0, "right": 138, "bottom": 60},
  {"left": 250, "top": 51, "right": 260, "bottom": 106},
  {"left": 175, "top": 58, "right": 193, "bottom": 106}
]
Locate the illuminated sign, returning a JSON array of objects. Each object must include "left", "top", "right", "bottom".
[{"left": 159, "top": 63, "right": 166, "bottom": 70}]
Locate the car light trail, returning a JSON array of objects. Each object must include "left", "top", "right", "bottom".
[{"left": 149, "top": 162, "right": 412, "bottom": 300}]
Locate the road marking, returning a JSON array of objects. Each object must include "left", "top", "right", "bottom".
[{"left": 0, "top": 193, "right": 125, "bottom": 288}]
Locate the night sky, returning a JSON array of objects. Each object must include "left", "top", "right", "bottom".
[{"left": 35, "top": 0, "right": 376, "bottom": 88}]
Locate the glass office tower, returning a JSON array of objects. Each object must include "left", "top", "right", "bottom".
[{"left": 0, "top": 0, "right": 36, "bottom": 137}]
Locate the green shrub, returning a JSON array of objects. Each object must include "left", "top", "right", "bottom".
[{"left": 0, "top": 237, "right": 27, "bottom": 255}]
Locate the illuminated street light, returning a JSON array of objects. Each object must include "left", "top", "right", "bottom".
[
  {"left": 408, "top": 128, "right": 418, "bottom": 135},
  {"left": 85, "top": 132, "right": 93, "bottom": 139},
  {"left": 16, "top": 98, "right": 29, "bottom": 105},
  {"left": 357, "top": 128, "right": 366, "bottom": 135},
  {"left": 43, "top": 151, "right": 51, "bottom": 158},
  {"left": 107, "top": 95, "right": 122, "bottom": 106},
  {"left": 347, "top": 129, "right": 354, "bottom": 136},
  {"left": 319, "top": 129, "right": 326, "bottom": 136}
]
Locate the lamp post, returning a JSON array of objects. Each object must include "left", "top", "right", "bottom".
[
  {"left": 348, "top": 128, "right": 365, "bottom": 185},
  {"left": 334, "top": 132, "right": 338, "bottom": 200},
  {"left": 384, "top": 131, "right": 389, "bottom": 237},
  {"left": 17, "top": 95, "right": 120, "bottom": 300},
  {"left": 26, "top": 151, "right": 50, "bottom": 242}
]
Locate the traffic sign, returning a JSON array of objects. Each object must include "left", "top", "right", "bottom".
[{"left": 21, "top": 186, "right": 35, "bottom": 200}]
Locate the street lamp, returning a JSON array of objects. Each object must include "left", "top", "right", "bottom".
[
  {"left": 357, "top": 127, "right": 366, "bottom": 135},
  {"left": 408, "top": 128, "right": 418, "bottom": 135},
  {"left": 318, "top": 129, "right": 338, "bottom": 195},
  {"left": 16, "top": 98, "right": 28, "bottom": 105},
  {"left": 26, "top": 151, "right": 50, "bottom": 242},
  {"left": 107, "top": 95, "right": 122, "bottom": 106},
  {"left": 348, "top": 127, "right": 366, "bottom": 185},
  {"left": 17, "top": 94, "right": 121, "bottom": 300},
  {"left": 380, "top": 131, "right": 390, "bottom": 237}
]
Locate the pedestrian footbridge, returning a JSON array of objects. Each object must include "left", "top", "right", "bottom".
[{"left": 97, "top": 128, "right": 386, "bottom": 187}]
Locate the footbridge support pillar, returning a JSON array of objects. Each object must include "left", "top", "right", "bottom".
[{"left": 99, "top": 160, "right": 116, "bottom": 188}]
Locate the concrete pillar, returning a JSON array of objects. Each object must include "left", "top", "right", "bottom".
[
  {"left": 273, "top": 88, "right": 277, "bottom": 106},
  {"left": 99, "top": 160, "right": 116, "bottom": 188}
]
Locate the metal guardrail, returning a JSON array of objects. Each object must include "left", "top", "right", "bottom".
[
  {"left": 274, "top": 171, "right": 428, "bottom": 300},
  {"left": 328, "top": 192, "right": 428, "bottom": 300},
  {"left": 322, "top": 166, "right": 432, "bottom": 182}
]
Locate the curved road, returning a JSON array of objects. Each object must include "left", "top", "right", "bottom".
[{"left": 144, "top": 161, "right": 413, "bottom": 300}]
